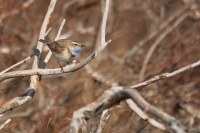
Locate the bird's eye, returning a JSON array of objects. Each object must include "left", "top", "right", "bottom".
[{"left": 72, "top": 42, "right": 79, "bottom": 46}]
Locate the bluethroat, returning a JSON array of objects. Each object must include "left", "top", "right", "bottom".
[{"left": 39, "top": 39, "right": 84, "bottom": 71}]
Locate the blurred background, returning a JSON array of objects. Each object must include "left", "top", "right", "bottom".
[{"left": 0, "top": 0, "right": 200, "bottom": 132}]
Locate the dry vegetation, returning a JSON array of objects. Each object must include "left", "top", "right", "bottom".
[{"left": 0, "top": 0, "right": 200, "bottom": 133}]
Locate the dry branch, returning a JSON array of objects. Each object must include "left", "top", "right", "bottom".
[
  {"left": 96, "top": 109, "right": 111, "bottom": 133},
  {"left": 0, "top": 41, "right": 111, "bottom": 83},
  {"left": 0, "top": 0, "right": 111, "bottom": 115},
  {"left": 124, "top": 7, "right": 187, "bottom": 61},
  {"left": 68, "top": 0, "right": 111, "bottom": 131},
  {"left": 69, "top": 59, "right": 200, "bottom": 132},
  {"left": 0, "top": 53, "right": 35, "bottom": 75},
  {"left": 0, "top": 116, "right": 11, "bottom": 130},
  {"left": 69, "top": 87, "right": 186, "bottom": 133},
  {"left": 131, "top": 60, "right": 200, "bottom": 89},
  {"left": 139, "top": 11, "right": 191, "bottom": 81},
  {"left": 41, "top": 19, "right": 66, "bottom": 69},
  {"left": 0, "top": 0, "right": 58, "bottom": 114}
]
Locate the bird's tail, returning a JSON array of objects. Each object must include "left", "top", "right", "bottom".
[
  {"left": 39, "top": 39, "right": 55, "bottom": 52},
  {"left": 39, "top": 39, "right": 48, "bottom": 44}
]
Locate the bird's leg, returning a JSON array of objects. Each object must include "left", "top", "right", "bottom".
[{"left": 57, "top": 61, "right": 64, "bottom": 72}]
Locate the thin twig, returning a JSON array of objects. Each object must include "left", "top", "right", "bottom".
[
  {"left": 0, "top": 0, "right": 57, "bottom": 115},
  {"left": 69, "top": 59, "right": 200, "bottom": 132},
  {"left": 0, "top": 119, "right": 11, "bottom": 130},
  {"left": 139, "top": 12, "right": 190, "bottom": 81},
  {"left": 94, "top": 88, "right": 186, "bottom": 132},
  {"left": 0, "top": 114, "right": 11, "bottom": 130},
  {"left": 68, "top": 0, "right": 110, "bottom": 132},
  {"left": 182, "top": 0, "right": 200, "bottom": 18},
  {"left": 0, "top": 0, "right": 111, "bottom": 115},
  {"left": 85, "top": 65, "right": 118, "bottom": 86},
  {"left": 0, "top": 77, "right": 23, "bottom": 92},
  {"left": 45, "top": 28, "right": 52, "bottom": 36},
  {"left": 0, "top": 0, "right": 111, "bottom": 82},
  {"left": 0, "top": 53, "right": 34, "bottom": 75},
  {"left": 42, "top": 19, "right": 66, "bottom": 69},
  {"left": 0, "top": 28, "right": 52, "bottom": 76},
  {"left": 55, "top": 19, "right": 66, "bottom": 40},
  {"left": 100, "top": 0, "right": 110, "bottom": 46},
  {"left": 96, "top": 109, "right": 111, "bottom": 133},
  {"left": 123, "top": 7, "right": 187, "bottom": 61},
  {"left": 131, "top": 60, "right": 200, "bottom": 89},
  {"left": 126, "top": 99, "right": 166, "bottom": 130},
  {"left": 0, "top": 0, "right": 35, "bottom": 23},
  {"left": 70, "top": 86, "right": 185, "bottom": 133}
]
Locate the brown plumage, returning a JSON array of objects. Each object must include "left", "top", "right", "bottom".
[{"left": 39, "top": 39, "right": 84, "bottom": 71}]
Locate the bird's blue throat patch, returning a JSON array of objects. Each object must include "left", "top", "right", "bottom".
[
  {"left": 74, "top": 46, "right": 82, "bottom": 52},
  {"left": 71, "top": 51, "right": 78, "bottom": 57},
  {"left": 71, "top": 46, "right": 82, "bottom": 57}
]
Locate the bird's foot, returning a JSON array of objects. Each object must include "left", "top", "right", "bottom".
[
  {"left": 72, "top": 60, "right": 77, "bottom": 64},
  {"left": 60, "top": 67, "right": 64, "bottom": 72}
]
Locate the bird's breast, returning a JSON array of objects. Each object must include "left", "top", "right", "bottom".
[{"left": 53, "top": 49, "right": 72, "bottom": 62}]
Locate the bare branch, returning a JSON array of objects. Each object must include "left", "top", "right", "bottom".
[
  {"left": 68, "top": 0, "right": 111, "bottom": 132},
  {"left": 0, "top": 0, "right": 57, "bottom": 115},
  {"left": 0, "top": 45, "right": 109, "bottom": 82},
  {"left": 42, "top": 19, "right": 66, "bottom": 69},
  {"left": 100, "top": 0, "right": 110, "bottom": 45},
  {"left": 0, "top": 2, "right": 111, "bottom": 82},
  {"left": 69, "top": 59, "right": 200, "bottom": 132},
  {"left": 0, "top": 0, "right": 35, "bottom": 23},
  {"left": 124, "top": 7, "right": 187, "bottom": 61},
  {"left": 0, "top": 118, "right": 11, "bottom": 130},
  {"left": 96, "top": 109, "right": 111, "bottom": 133},
  {"left": 0, "top": 53, "right": 34, "bottom": 75},
  {"left": 131, "top": 60, "right": 200, "bottom": 89},
  {"left": 0, "top": 0, "right": 111, "bottom": 114},
  {"left": 0, "top": 28, "right": 51, "bottom": 75},
  {"left": 126, "top": 99, "right": 166, "bottom": 131},
  {"left": 139, "top": 12, "right": 191, "bottom": 81},
  {"left": 70, "top": 87, "right": 186, "bottom": 133},
  {"left": 182, "top": 0, "right": 200, "bottom": 19}
]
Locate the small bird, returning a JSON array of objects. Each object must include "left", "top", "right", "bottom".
[{"left": 39, "top": 39, "right": 84, "bottom": 71}]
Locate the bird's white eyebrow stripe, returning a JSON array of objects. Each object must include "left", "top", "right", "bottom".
[{"left": 71, "top": 42, "right": 79, "bottom": 45}]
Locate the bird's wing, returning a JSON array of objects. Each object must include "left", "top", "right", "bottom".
[
  {"left": 39, "top": 39, "right": 68, "bottom": 54},
  {"left": 53, "top": 39, "right": 72, "bottom": 48},
  {"left": 39, "top": 39, "right": 57, "bottom": 52}
]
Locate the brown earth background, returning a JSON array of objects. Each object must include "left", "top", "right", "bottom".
[{"left": 0, "top": 0, "right": 200, "bottom": 133}]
